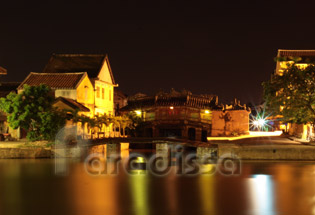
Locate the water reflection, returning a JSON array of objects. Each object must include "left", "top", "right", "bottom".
[
  {"left": 248, "top": 174, "right": 275, "bottom": 215},
  {"left": 129, "top": 172, "right": 149, "bottom": 215},
  {"left": 198, "top": 174, "right": 216, "bottom": 215},
  {"left": 0, "top": 147, "right": 315, "bottom": 215}
]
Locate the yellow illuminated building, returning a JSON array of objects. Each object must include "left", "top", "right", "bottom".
[
  {"left": 274, "top": 49, "right": 315, "bottom": 139},
  {"left": 16, "top": 54, "right": 118, "bottom": 138},
  {"left": 41, "top": 54, "right": 118, "bottom": 117}
]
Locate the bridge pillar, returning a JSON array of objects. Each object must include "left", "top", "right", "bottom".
[
  {"left": 106, "top": 143, "right": 120, "bottom": 158},
  {"left": 156, "top": 143, "right": 169, "bottom": 158}
]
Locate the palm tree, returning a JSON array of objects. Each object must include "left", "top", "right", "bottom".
[
  {"left": 94, "top": 115, "right": 103, "bottom": 138},
  {"left": 110, "top": 116, "right": 120, "bottom": 137},
  {"left": 99, "top": 114, "right": 110, "bottom": 138},
  {"left": 116, "top": 116, "right": 123, "bottom": 137},
  {"left": 120, "top": 115, "right": 132, "bottom": 137},
  {"left": 86, "top": 117, "right": 96, "bottom": 140}
]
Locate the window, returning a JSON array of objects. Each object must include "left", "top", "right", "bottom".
[
  {"left": 109, "top": 90, "right": 111, "bottom": 101},
  {"left": 102, "top": 88, "right": 105, "bottom": 99},
  {"left": 96, "top": 87, "right": 100, "bottom": 98},
  {"left": 84, "top": 86, "right": 88, "bottom": 101}
]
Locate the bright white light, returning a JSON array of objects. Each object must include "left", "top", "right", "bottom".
[
  {"left": 205, "top": 110, "right": 210, "bottom": 114},
  {"left": 135, "top": 110, "right": 141, "bottom": 116},
  {"left": 170, "top": 106, "right": 174, "bottom": 110},
  {"left": 257, "top": 119, "right": 265, "bottom": 126},
  {"left": 250, "top": 113, "right": 271, "bottom": 131}
]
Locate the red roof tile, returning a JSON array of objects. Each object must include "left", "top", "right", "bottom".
[
  {"left": 0, "top": 67, "right": 7, "bottom": 75},
  {"left": 278, "top": 50, "right": 315, "bottom": 57},
  {"left": 42, "top": 54, "right": 116, "bottom": 85},
  {"left": 18, "top": 72, "right": 86, "bottom": 90}
]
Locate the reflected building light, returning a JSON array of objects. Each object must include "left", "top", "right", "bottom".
[
  {"left": 129, "top": 174, "right": 149, "bottom": 215},
  {"left": 120, "top": 143, "right": 130, "bottom": 160},
  {"left": 248, "top": 174, "right": 275, "bottom": 215},
  {"left": 200, "top": 164, "right": 216, "bottom": 175},
  {"left": 198, "top": 174, "right": 216, "bottom": 214}
]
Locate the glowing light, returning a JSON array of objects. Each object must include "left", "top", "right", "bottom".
[
  {"left": 135, "top": 110, "right": 141, "bottom": 116},
  {"left": 250, "top": 109, "right": 272, "bottom": 131},
  {"left": 207, "top": 131, "right": 282, "bottom": 141},
  {"left": 205, "top": 110, "right": 210, "bottom": 114},
  {"left": 136, "top": 157, "right": 146, "bottom": 163},
  {"left": 170, "top": 106, "right": 174, "bottom": 110},
  {"left": 248, "top": 174, "right": 275, "bottom": 215},
  {"left": 252, "top": 118, "right": 266, "bottom": 129}
]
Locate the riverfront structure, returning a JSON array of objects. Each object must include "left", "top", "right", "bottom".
[
  {"left": 273, "top": 49, "right": 315, "bottom": 139},
  {"left": 121, "top": 89, "right": 250, "bottom": 141}
]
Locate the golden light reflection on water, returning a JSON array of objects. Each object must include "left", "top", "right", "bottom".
[
  {"left": 129, "top": 171, "right": 149, "bottom": 215},
  {"left": 68, "top": 163, "right": 119, "bottom": 215},
  {"left": 198, "top": 168, "right": 216, "bottom": 215},
  {"left": 2, "top": 154, "right": 315, "bottom": 215}
]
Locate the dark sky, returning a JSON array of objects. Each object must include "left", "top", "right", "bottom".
[{"left": 1, "top": 0, "right": 315, "bottom": 105}]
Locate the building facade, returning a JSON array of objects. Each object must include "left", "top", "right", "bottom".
[
  {"left": 13, "top": 54, "right": 117, "bottom": 139},
  {"left": 42, "top": 54, "right": 117, "bottom": 116},
  {"left": 121, "top": 89, "right": 250, "bottom": 142},
  {"left": 18, "top": 72, "right": 94, "bottom": 117},
  {"left": 211, "top": 100, "right": 250, "bottom": 136},
  {"left": 274, "top": 50, "right": 315, "bottom": 139}
]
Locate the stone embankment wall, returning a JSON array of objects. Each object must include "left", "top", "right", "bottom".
[
  {"left": 0, "top": 148, "right": 52, "bottom": 158},
  {"left": 218, "top": 144, "right": 315, "bottom": 160}
]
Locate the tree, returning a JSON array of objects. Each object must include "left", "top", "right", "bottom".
[
  {"left": 110, "top": 116, "right": 119, "bottom": 137},
  {"left": 0, "top": 84, "right": 66, "bottom": 141},
  {"left": 263, "top": 62, "right": 315, "bottom": 129},
  {"left": 120, "top": 115, "right": 132, "bottom": 137},
  {"left": 100, "top": 114, "right": 111, "bottom": 137},
  {"left": 125, "top": 112, "right": 144, "bottom": 137}
]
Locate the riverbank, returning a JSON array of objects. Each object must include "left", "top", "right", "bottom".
[
  {"left": 1, "top": 136, "right": 315, "bottom": 160},
  {"left": 0, "top": 141, "right": 53, "bottom": 158}
]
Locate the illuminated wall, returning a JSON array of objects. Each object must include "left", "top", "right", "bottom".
[
  {"left": 55, "top": 89, "right": 77, "bottom": 100},
  {"left": 211, "top": 110, "right": 250, "bottom": 136},
  {"left": 76, "top": 75, "right": 95, "bottom": 117},
  {"left": 94, "top": 60, "right": 115, "bottom": 116}
]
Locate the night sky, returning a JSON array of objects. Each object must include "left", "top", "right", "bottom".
[{"left": 1, "top": 0, "right": 315, "bottom": 105}]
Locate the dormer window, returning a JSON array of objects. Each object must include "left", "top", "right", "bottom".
[{"left": 96, "top": 87, "right": 100, "bottom": 98}]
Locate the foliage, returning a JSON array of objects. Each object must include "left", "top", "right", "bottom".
[
  {"left": 0, "top": 84, "right": 66, "bottom": 141},
  {"left": 67, "top": 111, "right": 136, "bottom": 138},
  {"left": 125, "top": 112, "right": 145, "bottom": 137},
  {"left": 263, "top": 62, "right": 315, "bottom": 126}
]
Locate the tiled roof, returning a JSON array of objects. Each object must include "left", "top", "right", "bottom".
[
  {"left": 121, "top": 91, "right": 218, "bottom": 111},
  {"left": 0, "top": 67, "right": 7, "bottom": 75},
  {"left": 42, "top": 54, "right": 116, "bottom": 84},
  {"left": 54, "top": 97, "right": 90, "bottom": 112},
  {"left": 278, "top": 50, "right": 315, "bottom": 57},
  {"left": 18, "top": 72, "right": 86, "bottom": 90}
]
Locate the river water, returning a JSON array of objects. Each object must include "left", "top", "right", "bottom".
[{"left": 0, "top": 147, "right": 315, "bottom": 215}]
